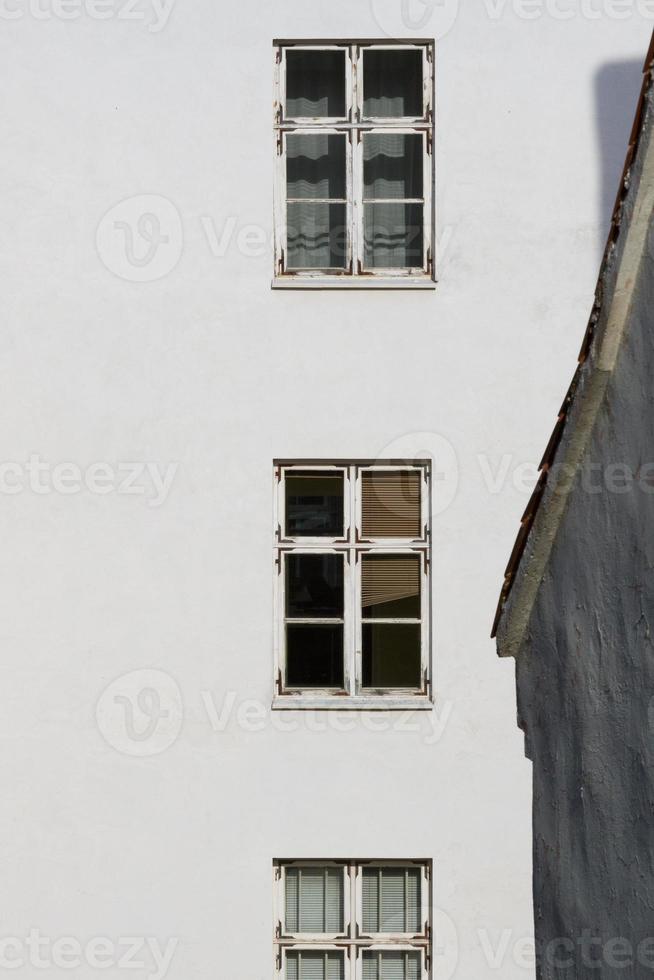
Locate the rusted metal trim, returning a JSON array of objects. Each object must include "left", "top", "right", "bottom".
[
  {"left": 273, "top": 458, "right": 430, "bottom": 467},
  {"left": 272, "top": 37, "right": 434, "bottom": 46}
]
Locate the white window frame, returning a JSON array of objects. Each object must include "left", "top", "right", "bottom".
[
  {"left": 273, "top": 461, "right": 432, "bottom": 710},
  {"left": 279, "top": 45, "right": 352, "bottom": 126},
  {"left": 276, "top": 861, "right": 352, "bottom": 941},
  {"left": 357, "top": 45, "right": 431, "bottom": 124},
  {"left": 272, "top": 40, "right": 435, "bottom": 289},
  {"left": 273, "top": 861, "right": 432, "bottom": 980},
  {"left": 354, "top": 128, "right": 430, "bottom": 279},
  {"left": 278, "top": 547, "right": 353, "bottom": 699},
  {"left": 354, "top": 862, "right": 430, "bottom": 940}
]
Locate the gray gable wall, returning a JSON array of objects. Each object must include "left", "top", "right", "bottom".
[{"left": 515, "top": 216, "right": 654, "bottom": 977}]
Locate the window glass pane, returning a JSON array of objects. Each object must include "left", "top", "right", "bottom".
[
  {"left": 362, "top": 624, "right": 421, "bottom": 689},
  {"left": 405, "top": 955, "right": 420, "bottom": 980},
  {"left": 361, "top": 471, "right": 421, "bottom": 538},
  {"left": 286, "top": 625, "right": 344, "bottom": 688},
  {"left": 286, "top": 555, "right": 343, "bottom": 618},
  {"left": 285, "top": 867, "right": 344, "bottom": 933},
  {"left": 406, "top": 872, "right": 420, "bottom": 933},
  {"left": 287, "top": 953, "right": 299, "bottom": 980},
  {"left": 299, "top": 869, "right": 327, "bottom": 931},
  {"left": 285, "top": 868, "right": 299, "bottom": 932},
  {"left": 325, "top": 868, "right": 343, "bottom": 932},
  {"left": 362, "top": 869, "right": 379, "bottom": 933},
  {"left": 286, "top": 952, "right": 345, "bottom": 980},
  {"left": 287, "top": 202, "right": 347, "bottom": 270},
  {"left": 286, "top": 472, "right": 344, "bottom": 537},
  {"left": 362, "top": 868, "right": 421, "bottom": 933},
  {"left": 363, "top": 134, "right": 422, "bottom": 201},
  {"left": 380, "top": 869, "right": 406, "bottom": 931},
  {"left": 362, "top": 952, "right": 421, "bottom": 980},
  {"left": 362, "top": 954, "right": 378, "bottom": 980},
  {"left": 287, "top": 135, "right": 346, "bottom": 200},
  {"left": 363, "top": 203, "right": 423, "bottom": 269},
  {"left": 286, "top": 49, "right": 346, "bottom": 118},
  {"left": 363, "top": 49, "right": 423, "bottom": 118},
  {"left": 380, "top": 954, "right": 404, "bottom": 980},
  {"left": 286, "top": 136, "right": 346, "bottom": 270},
  {"left": 362, "top": 555, "right": 420, "bottom": 619},
  {"left": 326, "top": 954, "right": 344, "bottom": 980}
]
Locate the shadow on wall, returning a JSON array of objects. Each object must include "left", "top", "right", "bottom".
[{"left": 594, "top": 59, "right": 644, "bottom": 256}]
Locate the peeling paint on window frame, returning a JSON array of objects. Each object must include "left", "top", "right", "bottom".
[
  {"left": 272, "top": 40, "right": 436, "bottom": 289},
  {"left": 273, "top": 860, "right": 432, "bottom": 980},
  {"left": 272, "top": 460, "right": 433, "bottom": 709}
]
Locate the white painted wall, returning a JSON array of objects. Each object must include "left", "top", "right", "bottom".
[{"left": 0, "top": 2, "right": 650, "bottom": 978}]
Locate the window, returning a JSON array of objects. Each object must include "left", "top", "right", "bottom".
[
  {"left": 273, "top": 41, "right": 434, "bottom": 287},
  {"left": 273, "top": 461, "right": 431, "bottom": 708},
  {"left": 274, "top": 861, "right": 431, "bottom": 980}
]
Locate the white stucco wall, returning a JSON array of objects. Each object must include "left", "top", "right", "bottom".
[{"left": 0, "top": 3, "right": 650, "bottom": 979}]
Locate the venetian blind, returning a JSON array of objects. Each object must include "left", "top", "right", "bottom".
[
  {"left": 285, "top": 867, "right": 344, "bottom": 933},
  {"left": 361, "top": 471, "right": 421, "bottom": 538},
  {"left": 361, "top": 555, "right": 420, "bottom": 612},
  {"left": 361, "top": 867, "right": 421, "bottom": 933},
  {"left": 287, "top": 952, "right": 344, "bottom": 980},
  {"left": 362, "top": 951, "right": 420, "bottom": 980}
]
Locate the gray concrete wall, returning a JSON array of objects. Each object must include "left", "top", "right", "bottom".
[{"left": 516, "top": 215, "right": 654, "bottom": 977}]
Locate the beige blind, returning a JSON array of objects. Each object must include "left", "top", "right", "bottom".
[
  {"left": 361, "top": 555, "right": 420, "bottom": 610},
  {"left": 361, "top": 470, "right": 421, "bottom": 538}
]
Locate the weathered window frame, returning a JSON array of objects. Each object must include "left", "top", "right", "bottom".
[
  {"left": 278, "top": 861, "right": 353, "bottom": 941},
  {"left": 273, "top": 460, "right": 432, "bottom": 709},
  {"left": 273, "top": 860, "right": 432, "bottom": 980},
  {"left": 272, "top": 40, "right": 435, "bottom": 289}
]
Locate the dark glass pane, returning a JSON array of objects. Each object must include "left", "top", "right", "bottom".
[
  {"left": 363, "top": 134, "right": 423, "bottom": 200},
  {"left": 362, "top": 624, "right": 421, "bottom": 689},
  {"left": 363, "top": 49, "right": 423, "bottom": 118},
  {"left": 286, "top": 49, "right": 347, "bottom": 118},
  {"left": 362, "top": 555, "right": 420, "bottom": 619},
  {"left": 363, "top": 203, "right": 423, "bottom": 269},
  {"left": 286, "top": 472, "right": 344, "bottom": 536},
  {"left": 287, "top": 134, "right": 346, "bottom": 200},
  {"left": 286, "top": 625, "right": 344, "bottom": 688},
  {"left": 286, "top": 554, "right": 344, "bottom": 618},
  {"left": 287, "top": 202, "right": 347, "bottom": 270}
]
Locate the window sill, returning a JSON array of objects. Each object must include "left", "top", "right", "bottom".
[
  {"left": 272, "top": 695, "right": 433, "bottom": 711},
  {"left": 271, "top": 277, "right": 436, "bottom": 290}
]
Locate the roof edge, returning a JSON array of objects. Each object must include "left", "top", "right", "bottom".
[{"left": 494, "top": 42, "right": 654, "bottom": 657}]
